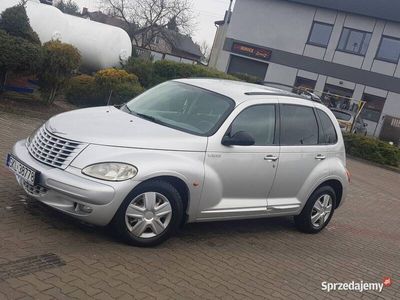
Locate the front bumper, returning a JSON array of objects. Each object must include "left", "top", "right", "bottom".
[{"left": 10, "top": 140, "right": 140, "bottom": 226}]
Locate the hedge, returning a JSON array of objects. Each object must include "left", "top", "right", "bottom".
[
  {"left": 344, "top": 133, "right": 400, "bottom": 167},
  {"left": 123, "top": 58, "right": 239, "bottom": 88},
  {"left": 66, "top": 68, "right": 143, "bottom": 107}
]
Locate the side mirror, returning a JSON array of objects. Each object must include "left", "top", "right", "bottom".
[{"left": 222, "top": 131, "right": 255, "bottom": 146}]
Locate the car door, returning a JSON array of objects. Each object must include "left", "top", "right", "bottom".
[
  {"left": 267, "top": 98, "right": 329, "bottom": 216},
  {"left": 197, "top": 101, "right": 279, "bottom": 221}
]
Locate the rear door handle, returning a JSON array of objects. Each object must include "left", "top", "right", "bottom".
[
  {"left": 315, "top": 154, "right": 326, "bottom": 160},
  {"left": 264, "top": 155, "right": 278, "bottom": 161}
]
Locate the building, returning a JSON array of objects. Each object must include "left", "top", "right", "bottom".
[
  {"left": 82, "top": 10, "right": 202, "bottom": 64},
  {"left": 210, "top": 0, "right": 400, "bottom": 141}
]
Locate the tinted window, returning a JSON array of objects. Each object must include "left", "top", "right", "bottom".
[
  {"left": 376, "top": 36, "right": 400, "bottom": 63},
  {"left": 316, "top": 109, "right": 338, "bottom": 144},
  {"left": 338, "top": 28, "right": 371, "bottom": 55},
  {"left": 229, "top": 105, "right": 275, "bottom": 146},
  {"left": 308, "top": 22, "right": 333, "bottom": 47},
  {"left": 280, "top": 105, "right": 319, "bottom": 145}
]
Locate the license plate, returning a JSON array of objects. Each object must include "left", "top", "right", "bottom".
[{"left": 6, "top": 154, "right": 40, "bottom": 186}]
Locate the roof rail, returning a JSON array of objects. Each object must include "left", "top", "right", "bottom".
[
  {"left": 244, "top": 92, "right": 313, "bottom": 101},
  {"left": 259, "top": 81, "right": 322, "bottom": 103}
]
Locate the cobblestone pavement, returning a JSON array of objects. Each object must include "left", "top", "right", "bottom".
[{"left": 0, "top": 111, "right": 399, "bottom": 299}]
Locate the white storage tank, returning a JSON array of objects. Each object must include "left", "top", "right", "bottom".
[
  {"left": 0, "top": 0, "right": 132, "bottom": 70},
  {"left": 65, "top": 14, "right": 131, "bottom": 70}
]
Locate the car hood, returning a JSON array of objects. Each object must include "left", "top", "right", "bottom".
[{"left": 46, "top": 106, "right": 207, "bottom": 151}]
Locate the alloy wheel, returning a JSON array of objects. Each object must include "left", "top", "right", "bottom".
[{"left": 311, "top": 194, "right": 333, "bottom": 228}]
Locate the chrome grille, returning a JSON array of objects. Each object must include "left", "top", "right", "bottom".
[{"left": 28, "top": 125, "right": 87, "bottom": 169}]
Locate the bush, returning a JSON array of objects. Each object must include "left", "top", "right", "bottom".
[
  {"left": 94, "top": 68, "right": 143, "bottom": 105},
  {"left": 0, "top": 3, "right": 40, "bottom": 45},
  {"left": 230, "top": 72, "right": 261, "bottom": 84},
  {"left": 344, "top": 133, "right": 400, "bottom": 167},
  {"left": 151, "top": 60, "right": 238, "bottom": 86},
  {"left": 122, "top": 59, "right": 239, "bottom": 88},
  {"left": 66, "top": 69, "right": 144, "bottom": 107},
  {"left": 65, "top": 75, "right": 100, "bottom": 107},
  {"left": 0, "top": 29, "right": 42, "bottom": 74},
  {"left": 39, "top": 40, "right": 81, "bottom": 104},
  {"left": 123, "top": 57, "right": 154, "bottom": 88}
]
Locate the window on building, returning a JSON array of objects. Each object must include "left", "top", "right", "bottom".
[
  {"left": 337, "top": 28, "right": 372, "bottom": 55},
  {"left": 280, "top": 104, "right": 319, "bottom": 145},
  {"left": 307, "top": 22, "right": 333, "bottom": 47},
  {"left": 376, "top": 36, "right": 400, "bottom": 63},
  {"left": 360, "top": 93, "right": 386, "bottom": 123},
  {"left": 227, "top": 55, "right": 268, "bottom": 80},
  {"left": 316, "top": 109, "right": 338, "bottom": 144},
  {"left": 293, "top": 77, "right": 317, "bottom": 95},
  {"left": 229, "top": 105, "right": 276, "bottom": 146}
]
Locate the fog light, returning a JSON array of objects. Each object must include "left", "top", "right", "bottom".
[{"left": 75, "top": 203, "right": 93, "bottom": 213}]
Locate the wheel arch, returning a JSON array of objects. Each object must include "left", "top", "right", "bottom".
[
  {"left": 315, "top": 179, "right": 343, "bottom": 208},
  {"left": 134, "top": 175, "right": 190, "bottom": 222}
]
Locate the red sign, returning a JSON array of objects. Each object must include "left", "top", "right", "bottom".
[
  {"left": 231, "top": 43, "right": 272, "bottom": 60},
  {"left": 383, "top": 277, "right": 392, "bottom": 287}
]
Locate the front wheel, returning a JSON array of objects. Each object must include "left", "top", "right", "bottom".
[
  {"left": 113, "top": 180, "right": 183, "bottom": 247},
  {"left": 294, "top": 186, "right": 336, "bottom": 233}
]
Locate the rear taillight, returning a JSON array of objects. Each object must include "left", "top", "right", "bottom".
[{"left": 345, "top": 168, "right": 351, "bottom": 183}]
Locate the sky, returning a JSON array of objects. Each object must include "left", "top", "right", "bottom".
[{"left": 72, "top": 0, "right": 234, "bottom": 47}]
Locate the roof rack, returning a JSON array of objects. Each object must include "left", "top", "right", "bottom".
[{"left": 257, "top": 81, "right": 322, "bottom": 103}]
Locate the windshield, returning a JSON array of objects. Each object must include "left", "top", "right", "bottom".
[
  {"left": 123, "top": 81, "right": 235, "bottom": 136},
  {"left": 331, "top": 110, "right": 352, "bottom": 121}
]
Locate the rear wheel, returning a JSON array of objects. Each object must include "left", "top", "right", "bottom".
[
  {"left": 294, "top": 186, "right": 336, "bottom": 233},
  {"left": 113, "top": 180, "right": 183, "bottom": 247}
]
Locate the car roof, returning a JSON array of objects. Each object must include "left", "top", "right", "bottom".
[{"left": 174, "top": 78, "right": 300, "bottom": 104}]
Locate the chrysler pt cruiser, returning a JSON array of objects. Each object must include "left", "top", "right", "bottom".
[{"left": 7, "top": 79, "right": 349, "bottom": 246}]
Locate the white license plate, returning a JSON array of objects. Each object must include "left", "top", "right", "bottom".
[{"left": 6, "top": 154, "right": 39, "bottom": 186}]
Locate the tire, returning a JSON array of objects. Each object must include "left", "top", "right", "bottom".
[
  {"left": 112, "top": 180, "right": 183, "bottom": 247},
  {"left": 294, "top": 185, "right": 336, "bottom": 234}
]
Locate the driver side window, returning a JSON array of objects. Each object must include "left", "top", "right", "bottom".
[{"left": 229, "top": 104, "right": 276, "bottom": 146}]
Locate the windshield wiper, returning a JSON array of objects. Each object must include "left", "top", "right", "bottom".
[{"left": 132, "top": 111, "right": 166, "bottom": 126}]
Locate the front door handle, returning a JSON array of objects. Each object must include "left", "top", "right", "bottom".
[
  {"left": 315, "top": 154, "right": 326, "bottom": 160},
  {"left": 264, "top": 155, "right": 278, "bottom": 161}
]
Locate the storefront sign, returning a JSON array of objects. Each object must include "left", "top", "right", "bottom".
[{"left": 231, "top": 42, "right": 272, "bottom": 60}]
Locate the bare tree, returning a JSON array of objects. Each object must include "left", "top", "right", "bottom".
[
  {"left": 100, "top": 0, "right": 193, "bottom": 49},
  {"left": 200, "top": 40, "right": 210, "bottom": 64}
]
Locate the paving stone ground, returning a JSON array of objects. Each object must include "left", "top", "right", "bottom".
[{"left": 0, "top": 111, "right": 399, "bottom": 299}]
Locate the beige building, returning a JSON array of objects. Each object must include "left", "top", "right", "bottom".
[{"left": 210, "top": 0, "right": 400, "bottom": 142}]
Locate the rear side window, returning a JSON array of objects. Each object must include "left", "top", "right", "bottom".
[
  {"left": 229, "top": 105, "right": 276, "bottom": 146},
  {"left": 316, "top": 109, "right": 338, "bottom": 144},
  {"left": 280, "top": 104, "right": 319, "bottom": 145}
]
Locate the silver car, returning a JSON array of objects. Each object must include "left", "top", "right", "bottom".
[{"left": 7, "top": 79, "right": 349, "bottom": 246}]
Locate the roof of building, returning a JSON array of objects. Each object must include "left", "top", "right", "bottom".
[
  {"left": 284, "top": 0, "right": 400, "bottom": 23},
  {"left": 175, "top": 78, "right": 298, "bottom": 103},
  {"left": 165, "top": 30, "right": 203, "bottom": 58}
]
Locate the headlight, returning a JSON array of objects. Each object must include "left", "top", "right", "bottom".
[{"left": 82, "top": 163, "right": 138, "bottom": 181}]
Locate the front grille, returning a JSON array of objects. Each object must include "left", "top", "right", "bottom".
[{"left": 28, "top": 125, "right": 87, "bottom": 169}]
